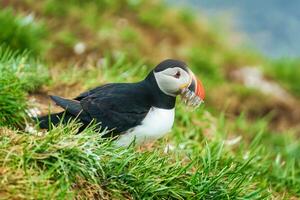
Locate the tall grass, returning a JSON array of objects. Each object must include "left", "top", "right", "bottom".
[
  {"left": 1, "top": 112, "right": 299, "bottom": 198},
  {"left": 0, "top": 47, "right": 48, "bottom": 127},
  {"left": 0, "top": 121, "right": 270, "bottom": 199}
]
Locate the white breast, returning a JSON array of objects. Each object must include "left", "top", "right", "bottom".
[{"left": 115, "top": 107, "right": 175, "bottom": 147}]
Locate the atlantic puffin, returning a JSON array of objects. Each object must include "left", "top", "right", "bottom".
[{"left": 37, "top": 59, "right": 205, "bottom": 146}]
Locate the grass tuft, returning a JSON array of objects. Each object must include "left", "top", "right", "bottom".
[{"left": 0, "top": 46, "right": 48, "bottom": 127}]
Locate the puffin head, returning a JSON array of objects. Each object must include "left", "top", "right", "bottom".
[{"left": 153, "top": 59, "right": 205, "bottom": 107}]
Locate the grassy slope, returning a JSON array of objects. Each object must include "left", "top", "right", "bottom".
[{"left": 0, "top": 0, "right": 300, "bottom": 199}]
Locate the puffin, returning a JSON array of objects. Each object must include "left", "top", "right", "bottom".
[{"left": 37, "top": 59, "right": 205, "bottom": 146}]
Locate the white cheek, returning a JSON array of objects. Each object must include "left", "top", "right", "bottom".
[
  {"left": 154, "top": 73, "right": 179, "bottom": 96},
  {"left": 161, "top": 78, "right": 179, "bottom": 94}
]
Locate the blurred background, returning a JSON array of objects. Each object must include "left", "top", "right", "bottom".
[
  {"left": 181, "top": 0, "right": 300, "bottom": 58},
  {"left": 1, "top": 0, "right": 300, "bottom": 198}
]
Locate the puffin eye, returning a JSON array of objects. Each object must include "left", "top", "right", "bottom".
[{"left": 174, "top": 71, "right": 181, "bottom": 79}]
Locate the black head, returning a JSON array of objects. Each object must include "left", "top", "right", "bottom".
[
  {"left": 151, "top": 59, "right": 205, "bottom": 102},
  {"left": 154, "top": 59, "right": 189, "bottom": 73}
]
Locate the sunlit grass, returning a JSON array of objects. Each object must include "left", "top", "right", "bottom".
[
  {"left": 0, "top": 121, "right": 268, "bottom": 199},
  {"left": 1, "top": 108, "right": 299, "bottom": 198},
  {"left": 0, "top": 46, "right": 48, "bottom": 127}
]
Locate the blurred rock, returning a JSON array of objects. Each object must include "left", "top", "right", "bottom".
[
  {"left": 231, "top": 67, "right": 292, "bottom": 102},
  {"left": 225, "top": 136, "right": 242, "bottom": 146},
  {"left": 25, "top": 107, "right": 41, "bottom": 118},
  {"left": 73, "top": 42, "right": 86, "bottom": 55},
  {"left": 21, "top": 13, "right": 34, "bottom": 25},
  {"left": 25, "top": 124, "right": 38, "bottom": 135},
  {"left": 116, "top": 18, "right": 129, "bottom": 28},
  {"left": 228, "top": 66, "right": 300, "bottom": 133},
  {"left": 164, "top": 143, "right": 175, "bottom": 153}
]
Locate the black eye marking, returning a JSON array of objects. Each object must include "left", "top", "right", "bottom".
[{"left": 174, "top": 71, "right": 181, "bottom": 78}]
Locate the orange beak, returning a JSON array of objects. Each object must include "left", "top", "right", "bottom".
[
  {"left": 195, "top": 78, "right": 205, "bottom": 100},
  {"left": 188, "top": 73, "right": 205, "bottom": 101}
]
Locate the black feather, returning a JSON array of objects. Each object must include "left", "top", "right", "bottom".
[{"left": 50, "top": 95, "right": 82, "bottom": 116}]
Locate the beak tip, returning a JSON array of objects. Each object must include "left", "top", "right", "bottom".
[{"left": 196, "top": 79, "right": 205, "bottom": 100}]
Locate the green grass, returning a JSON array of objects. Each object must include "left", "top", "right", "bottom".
[
  {"left": 0, "top": 8, "right": 47, "bottom": 56},
  {"left": 266, "top": 59, "right": 300, "bottom": 96},
  {"left": 0, "top": 121, "right": 268, "bottom": 199},
  {"left": 1, "top": 110, "right": 299, "bottom": 199},
  {"left": 0, "top": 46, "right": 48, "bottom": 127},
  {"left": 1, "top": 0, "right": 300, "bottom": 199}
]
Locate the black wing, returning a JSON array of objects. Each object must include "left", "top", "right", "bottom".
[
  {"left": 74, "top": 83, "right": 151, "bottom": 136},
  {"left": 53, "top": 82, "right": 151, "bottom": 136},
  {"left": 80, "top": 83, "right": 151, "bottom": 135}
]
